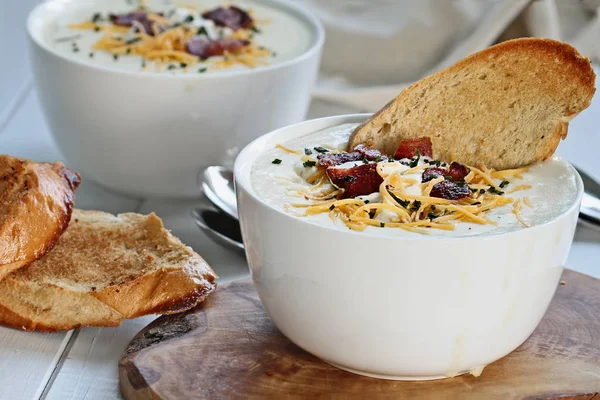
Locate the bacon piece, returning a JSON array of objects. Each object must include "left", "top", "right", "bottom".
[
  {"left": 110, "top": 11, "right": 163, "bottom": 36},
  {"left": 430, "top": 180, "right": 470, "bottom": 200},
  {"left": 447, "top": 162, "right": 469, "bottom": 181},
  {"left": 327, "top": 164, "right": 383, "bottom": 198},
  {"left": 394, "top": 137, "right": 433, "bottom": 159},
  {"left": 202, "top": 6, "right": 254, "bottom": 31},
  {"left": 422, "top": 167, "right": 447, "bottom": 183},
  {"left": 317, "top": 152, "right": 363, "bottom": 167},
  {"left": 422, "top": 162, "right": 469, "bottom": 183},
  {"left": 186, "top": 38, "right": 250, "bottom": 58},
  {"left": 318, "top": 145, "right": 386, "bottom": 168},
  {"left": 353, "top": 144, "right": 387, "bottom": 161}
]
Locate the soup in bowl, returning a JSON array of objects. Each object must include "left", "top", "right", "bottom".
[
  {"left": 27, "top": 0, "right": 324, "bottom": 197},
  {"left": 234, "top": 114, "right": 582, "bottom": 380}
]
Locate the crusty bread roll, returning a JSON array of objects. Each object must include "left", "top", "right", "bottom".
[
  {"left": 349, "top": 38, "right": 596, "bottom": 169},
  {"left": 0, "top": 209, "right": 217, "bottom": 331},
  {"left": 0, "top": 155, "right": 81, "bottom": 279}
]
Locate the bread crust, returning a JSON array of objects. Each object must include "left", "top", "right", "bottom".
[
  {"left": 0, "top": 210, "right": 217, "bottom": 331},
  {"left": 0, "top": 156, "right": 81, "bottom": 279},
  {"left": 349, "top": 38, "right": 596, "bottom": 169}
]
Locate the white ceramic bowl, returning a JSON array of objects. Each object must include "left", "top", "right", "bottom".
[
  {"left": 234, "top": 114, "right": 583, "bottom": 380},
  {"left": 27, "top": 0, "right": 324, "bottom": 197}
]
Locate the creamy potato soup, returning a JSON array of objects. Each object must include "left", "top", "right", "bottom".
[
  {"left": 252, "top": 124, "right": 579, "bottom": 237},
  {"left": 44, "top": 0, "right": 314, "bottom": 73}
]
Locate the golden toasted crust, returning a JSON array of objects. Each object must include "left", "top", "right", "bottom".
[
  {"left": 349, "top": 38, "right": 596, "bottom": 169},
  {"left": 0, "top": 156, "right": 81, "bottom": 279},
  {"left": 0, "top": 210, "right": 217, "bottom": 331}
]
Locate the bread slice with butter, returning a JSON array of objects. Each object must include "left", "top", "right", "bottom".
[
  {"left": 0, "top": 209, "right": 217, "bottom": 331},
  {"left": 0, "top": 155, "right": 81, "bottom": 280},
  {"left": 348, "top": 38, "right": 596, "bottom": 169}
]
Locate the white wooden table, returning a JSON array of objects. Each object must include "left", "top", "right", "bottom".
[{"left": 2, "top": 2, "right": 600, "bottom": 399}]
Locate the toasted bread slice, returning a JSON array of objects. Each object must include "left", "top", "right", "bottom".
[
  {"left": 0, "top": 209, "right": 217, "bottom": 331},
  {"left": 0, "top": 155, "right": 81, "bottom": 279},
  {"left": 348, "top": 38, "right": 596, "bottom": 169}
]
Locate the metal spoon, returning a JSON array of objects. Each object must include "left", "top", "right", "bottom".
[
  {"left": 201, "top": 166, "right": 238, "bottom": 220},
  {"left": 191, "top": 208, "right": 245, "bottom": 254},
  {"left": 575, "top": 167, "right": 600, "bottom": 231}
]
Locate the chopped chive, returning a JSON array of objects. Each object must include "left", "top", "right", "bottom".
[
  {"left": 91, "top": 12, "right": 102, "bottom": 22},
  {"left": 380, "top": 222, "right": 385, "bottom": 228},
  {"left": 303, "top": 160, "right": 316, "bottom": 168},
  {"left": 126, "top": 47, "right": 131, "bottom": 54},
  {"left": 125, "top": 37, "right": 142, "bottom": 44},
  {"left": 113, "top": 54, "right": 119, "bottom": 60},
  {"left": 409, "top": 149, "right": 421, "bottom": 168},
  {"left": 343, "top": 175, "right": 356, "bottom": 183},
  {"left": 427, "top": 211, "right": 437, "bottom": 220},
  {"left": 329, "top": 204, "right": 335, "bottom": 211},
  {"left": 388, "top": 190, "right": 409, "bottom": 208},
  {"left": 183, "top": 15, "right": 194, "bottom": 23},
  {"left": 94, "top": 26, "right": 101, "bottom": 32},
  {"left": 88, "top": 52, "right": 94, "bottom": 58},
  {"left": 304, "top": 148, "right": 313, "bottom": 155},
  {"left": 250, "top": 26, "right": 261, "bottom": 33},
  {"left": 180, "top": 62, "right": 187, "bottom": 68},
  {"left": 271, "top": 158, "right": 282, "bottom": 164},
  {"left": 198, "top": 67, "right": 207, "bottom": 73},
  {"left": 313, "top": 147, "right": 329, "bottom": 153},
  {"left": 499, "top": 180, "right": 510, "bottom": 188},
  {"left": 197, "top": 26, "right": 208, "bottom": 36},
  {"left": 167, "top": 64, "right": 176, "bottom": 70}
]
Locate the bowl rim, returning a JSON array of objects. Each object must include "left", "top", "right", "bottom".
[
  {"left": 26, "top": 0, "right": 325, "bottom": 80},
  {"left": 234, "top": 113, "right": 585, "bottom": 241}
]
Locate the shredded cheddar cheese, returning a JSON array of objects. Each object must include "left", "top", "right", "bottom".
[
  {"left": 278, "top": 145, "right": 535, "bottom": 233},
  {"left": 68, "top": 6, "right": 272, "bottom": 72}
]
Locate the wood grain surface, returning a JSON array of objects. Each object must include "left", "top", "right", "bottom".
[{"left": 119, "top": 269, "right": 600, "bottom": 399}]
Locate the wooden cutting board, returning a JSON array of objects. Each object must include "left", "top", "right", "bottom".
[{"left": 119, "top": 269, "right": 600, "bottom": 400}]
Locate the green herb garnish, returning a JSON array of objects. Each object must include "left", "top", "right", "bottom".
[
  {"left": 304, "top": 148, "right": 313, "bottom": 155},
  {"left": 499, "top": 180, "right": 510, "bottom": 188},
  {"left": 250, "top": 26, "right": 261, "bottom": 33},
  {"left": 329, "top": 204, "right": 335, "bottom": 211},
  {"left": 388, "top": 190, "right": 410, "bottom": 208},
  {"left": 198, "top": 68, "right": 207, "bottom": 73},
  {"left": 183, "top": 15, "right": 194, "bottom": 23},
  {"left": 313, "top": 147, "right": 329, "bottom": 153},
  {"left": 479, "top": 189, "right": 486, "bottom": 194},
  {"left": 91, "top": 12, "right": 102, "bottom": 22},
  {"left": 89, "top": 52, "right": 94, "bottom": 58},
  {"left": 410, "top": 200, "right": 422, "bottom": 211},
  {"left": 427, "top": 211, "right": 437, "bottom": 220},
  {"left": 167, "top": 64, "right": 176, "bottom": 70},
  {"left": 180, "top": 62, "right": 187, "bottom": 68},
  {"left": 488, "top": 186, "right": 504, "bottom": 195},
  {"left": 409, "top": 149, "right": 421, "bottom": 168},
  {"left": 271, "top": 158, "right": 282, "bottom": 164},
  {"left": 303, "top": 160, "right": 316, "bottom": 168},
  {"left": 126, "top": 37, "right": 142, "bottom": 45},
  {"left": 197, "top": 26, "right": 208, "bottom": 36},
  {"left": 380, "top": 222, "right": 385, "bottom": 228},
  {"left": 343, "top": 175, "right": 356, "bottom": 183},
  {"left": 94, "top": 26, "right": 101, "bottom": 32}
]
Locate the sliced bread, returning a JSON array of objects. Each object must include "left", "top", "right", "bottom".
[
  {"left": 0, "top": 209, "right": 217, "bottom": 331},
  {"left": 0, "top": 155, "right": 81, "bottom": 280},
  {"left": 348, "top": 38, "right": 596, "bottom": 169}
]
